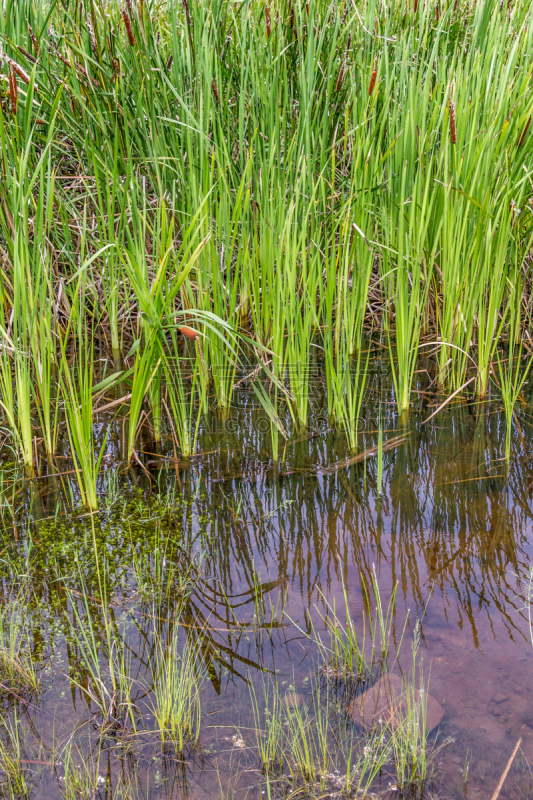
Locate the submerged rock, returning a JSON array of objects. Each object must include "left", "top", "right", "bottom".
[{"left": 347, "top": 673, "right": 445, "bottom": 734}]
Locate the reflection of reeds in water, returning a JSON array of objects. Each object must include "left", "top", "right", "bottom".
[
  {"left": 167, "top": 392, "right": 531, "bottom": 645},
  {"left": 0, "top": 439, "right": 524, "bottom": 798}
]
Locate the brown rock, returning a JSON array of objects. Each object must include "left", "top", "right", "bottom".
[
  {"left": 492, "top": 692, "right": 509, "bottom": 704},
  {"left": 347, "top": 673, "right": 445, "bottom": 734}
]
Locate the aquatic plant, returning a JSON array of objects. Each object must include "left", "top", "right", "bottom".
[
  {"left": 0, "top": 589, "right": 39, "bottom": 692},
  {"left": 64, "top": 571, "right": 138, "bottom": 733},
  {"left": 150, "top": 629, "right": 204, "bottom": 750},
  {"left": 250, "top": 672, "right": 393, "bottom": 798},
  {"left": 496, "top": 317, "right": 533, "bottom": 463},
  {"left": 0, "top": 0, "right": 530, "bottom": 468},
  {"left": 389, "top": 623, "right": 434, "bottom": 797},
  {"left": 0, "top": 714, "right": 28, "bottom": 797},
  {"left": 293, "top": 564, "right": 402, "bottom": 681}
]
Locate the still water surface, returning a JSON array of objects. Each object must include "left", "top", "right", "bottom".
[{"left": 3, "top": 361, "right": 533, "bottom": 800}]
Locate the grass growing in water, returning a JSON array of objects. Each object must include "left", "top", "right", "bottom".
[
  {"left": 293, "top": 565, "right": 402, "bottom": 682},
  {"left": 0, "top": 0, "right": 531, "bottom": 481}
]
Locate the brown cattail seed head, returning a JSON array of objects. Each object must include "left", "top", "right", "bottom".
[
  {"left": 8, "top": 64, "right": 18, "bottom": 114},
  {"left": 122, "top": 9, "right": 135, "bottom": 46},
  {"left": 265, "top": 4, "right": 271, "bottom": 38},
  {"left": 211, "top": 79, "right": 220, "bottom": 102},
  {"left": 180, "top": 326, "right": 200, "bottom": 341},
  {"left": 7, "top": 59, "right": 30, "bottom": 85},
  {"left": 17, "top": 46, "right": 37, "bottom": 64},
  {"left": 290, "top": 6, "right": 298, "bottom": 38},
  {"left": 449, "top": 100, "right": 457, "bottom": 144},
  {"left": 435, "top": 2, "right": 440, "bottom": 22},
  {"left": 28, "top": 24, "right": 40, "bottom": 54},
  {"left": 414, "top": 0, "right": 418, "bottom": 12},
  {"left": 369, "top": 68, "right": 378, "bottom": 95}
]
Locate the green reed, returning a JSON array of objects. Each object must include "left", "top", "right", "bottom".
[
  {"left": 0, "top": 713, "right": 27, "bottom": 797},
  {"left": 250, "top": 672, "right": 394, "bottom": 798},
  {"left": 0, "top": 0, "right": 532, "bottom": 469},
  {"left": 0, "top": 586, "right": 39, "bottom": 692},
  {"left": 150, "top": 623, "right": 204, "bottom": 750},
  {"left": 291, "top": 564, "right": 401, "bottom": 681}
]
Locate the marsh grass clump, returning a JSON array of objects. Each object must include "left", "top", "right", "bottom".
[
  {"left": 0, "top": 591, "right": 39, "bottom": 694},
  {"left": 250, "top": 674, "right": 393, "bottom": 799},
  {"left": 150, "top": 630, "right": 204, "bottom": 751},
  {"left": 294, "top": 566, "right": 402, "bottom": 683},
  {"left": 250, "top": 624, "right": 442, "bottom": 800},
  {"left": 0, "top": 715, "right": 28, "bottom": 797},
  {"left": 56, "top": 740, "right": 106, "bottom": 800}
]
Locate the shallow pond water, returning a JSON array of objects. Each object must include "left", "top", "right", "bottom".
[{"left": 2, "top": 356, "right": 533, "bottom": 800}]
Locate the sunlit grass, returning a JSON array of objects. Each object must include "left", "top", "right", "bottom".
[{"left": 0, "top": 0, "right": 530, "bottom": 486}]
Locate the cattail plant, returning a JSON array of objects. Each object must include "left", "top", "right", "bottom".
[
  {"left": 122, "top": 9, "right": 135, "bottom": 46},
  {"left": 265, "top": 3, "right": 271, "bottom": 38},
  {"left": 180, "top": 326, "right": 207, "bottom": 377},
  {"left": 182, "top": 0, "right": 192, "bottom": 27},
  {"left": 8, "top": 64, "right": 18, "bottom": 114},
  {"left": 336, "top": 62, "right": 346, "bottom": 92},
  {"left": 369, "top": 68, "right": 378, "bottom": 95},
  {"left": 211, "top": 79, "right": 220, "bottom": 102},
  {"left": 86, "top": 15, "right": 98, "bottom": 57},
  {"left": 336, "top": 36, "right": 351, "bottom": 92},
  {"left": 449, "top": 99, "right": 457, "bottom": 144},
  {"left": 28, "top": 24, "right": 40, "bottom": 55},
  {"left": 290, "top": 5, "right": 298, "bottom": 38},
  {"left": 6, "top": 59, "right": 30, "bottom": 86}
]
